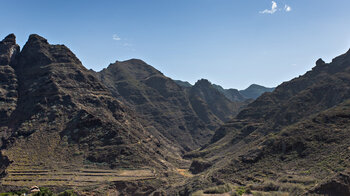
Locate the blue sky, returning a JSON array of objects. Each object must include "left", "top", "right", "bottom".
[{"left": 1, "top": 0, "right": 350, "bottom": 89}]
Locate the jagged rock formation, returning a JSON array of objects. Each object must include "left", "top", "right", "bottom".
[{"left": 179, "top": 49, "right": 350, "bottom": 195}]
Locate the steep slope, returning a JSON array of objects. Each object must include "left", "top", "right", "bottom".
[
  {"left": 96, "top": 61, "right": 220, "bottom": 151},
  {"left": 180, "top": 49, "right": 350, "bottom": 195},
  {"left": 0, "top": 34, "right": 184, "bottom": 192}
]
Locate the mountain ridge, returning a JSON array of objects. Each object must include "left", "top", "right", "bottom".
[{"left": 178, "top": 48, "right": 350, "bottom": 195}]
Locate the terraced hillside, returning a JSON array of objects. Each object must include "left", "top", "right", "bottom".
[{"left": 2, "top": 167, "right": 155, "bottom": 187}]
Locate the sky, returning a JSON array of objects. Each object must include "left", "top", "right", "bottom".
[{"left": 1, "top": 0, "right": 350, "bottom": 89}]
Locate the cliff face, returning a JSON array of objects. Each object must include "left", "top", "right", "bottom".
[{"left": 0, "top": 34, "right": 20, "bottom": 129}]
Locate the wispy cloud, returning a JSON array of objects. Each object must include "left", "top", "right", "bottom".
[
  {"left": 284, "top": 5, "right": 292, "bottom": 12},
  {"left": 260, "top": 1, "right": 292, "bottom": 14},
  {"left": 260, "top": 1, "right": 278, "bottom": 14},
  {"left": 112, "top": 34, "right": 121, "bottom": 41}
]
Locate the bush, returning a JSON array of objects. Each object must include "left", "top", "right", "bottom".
[
  {"left": 33, "top": 187, "right": 54, "bottom": 196},
  {"left": 236, "top": 186, "right": 247, "bottom": 195}
]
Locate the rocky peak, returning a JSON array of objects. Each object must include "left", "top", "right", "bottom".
[
  {"left": 27, "top": 34, "right": 49, "bottom": 45},
  {"left": 316, "top": 58, "right": 326, "bottom": 66},
  {"left": 19, "top": 34, "right": 82, "bottom": 68},
  {"left": 194, "top": 79, "right": 212, "bottom": 88},
  {"left": 0, "top": 33, "right": 20, "bottom": 66},
  {"left": 3, "top": 34, "right": 16, "bottom": 44}
]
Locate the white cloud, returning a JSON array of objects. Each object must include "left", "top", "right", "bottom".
[
  {"left": 260, "top": 1, "right": 278, "bottom": 14},
  {"left": 112, "top": 34, "right": 121, "bottom": 41},
  {"left": 284, "top": 5, "right": 292, "bottom": 12}
]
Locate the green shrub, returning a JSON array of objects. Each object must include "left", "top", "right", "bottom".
[
  {"left": 33, "top": 187, "right": 54, "bottom": 196},
  {"left": 236, "top": 186, "right": 247, "bottom": 195}
]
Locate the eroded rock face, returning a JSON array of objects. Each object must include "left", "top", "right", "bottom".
[
  {"left": 0, "top": 34, "right": 19, "bottom": 66},
  {"left": 0, "top": 34, "right": 20, "bottom": 183},
  {"left": 0, "top": 34, "right": 20, "bottom": 144}
]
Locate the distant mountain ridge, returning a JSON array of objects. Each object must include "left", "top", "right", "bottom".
[{"left": 176, "top": 79, "right": 274, "bottom": 101}]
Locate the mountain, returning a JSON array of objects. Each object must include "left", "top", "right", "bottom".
[
  {"left": 177, "top": 80, "right": 274, "bottom": 102},
  {"left": 95, "top": 61, "right": 244, "bottom": 151},
  {"left": 179, "top": 49, "right": 350, "bottom": 195},
  {"left": 188, "top": 79, "right": 245, "bottom": 123},
  {"left": 0, "top": 34, "right": 186, "bottom": 194},
  {"left": 239, "top": 84, "right": 275, "bottom": 99}
]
